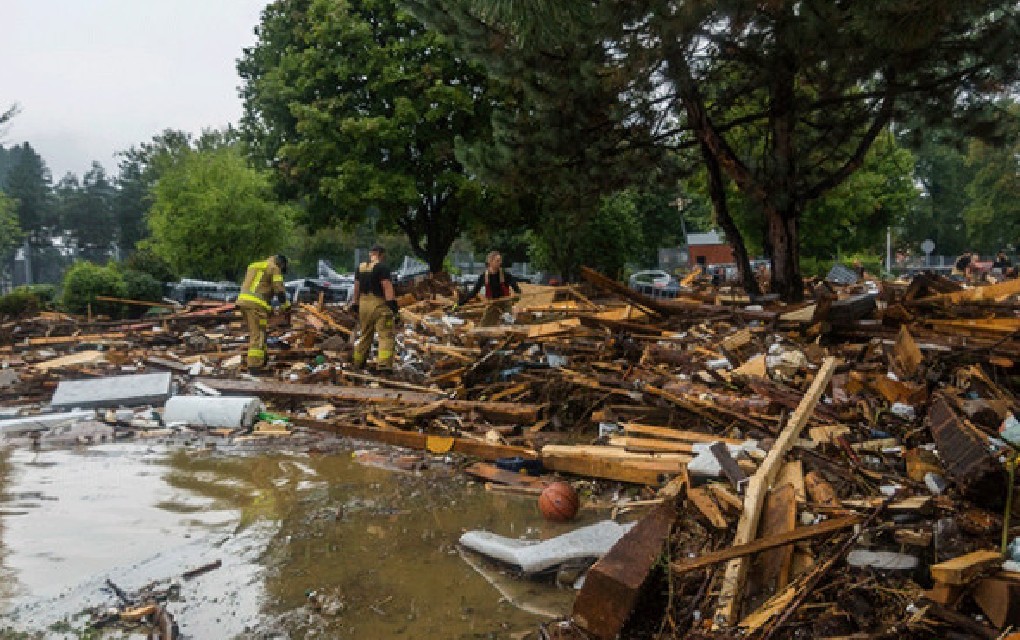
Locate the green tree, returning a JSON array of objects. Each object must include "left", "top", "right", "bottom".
[
  {"left": 239, "top": 0, "right": 493, "bottom": 273},
  {"left": 0, "top": 190, "right": 23, "bottom": 265},
  {"left": 964, "top": 131, "right": 1020, "bottom": 253},
  {"left": 527, "top": 190, "right": 644, "bottom": 279},
  {"left": 113, "top": 128, "right": 236, "bottom": 260},
  {"left": 899, "top": 131, "right": 976, "bottom": 256},
  {"left": 144, "top": 145, "right": 296, "bottom": 281},
  {"left": 427, "top": 0, "right": 1020, "bottom": 301},
  {"left": 2, "top": 143, "right": 54, "bottom": 243},
  {"left": 56, "top": 162, "right": 116, "bottom": 262}
]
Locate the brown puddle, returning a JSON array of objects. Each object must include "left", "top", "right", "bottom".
[{"left": 0, "top": 442, "right": 582, "bottom": 638}]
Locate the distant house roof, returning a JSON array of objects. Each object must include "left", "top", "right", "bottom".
[{"left": 686, "top": 230, "right": 727, "bottom": 246}]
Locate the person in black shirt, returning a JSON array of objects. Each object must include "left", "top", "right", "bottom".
[
  {"left": 350, "top": 245, "right": 398, "bottom": 370},
  {"left": 459, "top": 251, "right": 522, "bottom": 326},
  {"left": 952, "top": 251, "right": 973, "bottom": 281},
  {"left": 992, "top": 251, "right": 1015, "bottom": 279}
]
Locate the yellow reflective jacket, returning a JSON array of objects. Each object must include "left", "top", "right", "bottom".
[{"left": 237, "top": 257, "right": 286, "bottom": 309}]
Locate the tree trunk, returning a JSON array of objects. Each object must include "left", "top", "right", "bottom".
[
  {"left": 765, "top": 206, "right": 803, "bottom": 302},
  {"left": 699, "top": 140, "right": 760, "bottom": 297}
]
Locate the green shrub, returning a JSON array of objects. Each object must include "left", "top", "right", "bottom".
[
  {"left": 122, "top": 269, "right": 164, "bottom": 302},
  {"left": 0, "top": 289, "right": 41, "bottom": 317},
  {"left": 61, "top": 261, "right": 126, "bottom": 316},
  {"left": 124, "top": 248, "right": 176, "bottom": 284},
  {"left": 15, "top": 284, "right": 56, "bottom": 305}
]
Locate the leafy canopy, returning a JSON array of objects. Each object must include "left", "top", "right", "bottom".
[
  {"left": 144, "top": 145, "right": 296, "bottom": 281},
  {"left": 238, "top": 0, "right": 492, "bottom": 272}
]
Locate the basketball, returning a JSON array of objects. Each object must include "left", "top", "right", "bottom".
[{"left": 538, "top": 481, "right": 580, "bottom": 522}]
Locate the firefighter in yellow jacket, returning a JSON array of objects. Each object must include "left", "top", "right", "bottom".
[
  {"left": 237, "top": 254, "right": 290, "bottom": 370},
  {"left": 350, "top": 245, "right": 398, "bottom": 370}
]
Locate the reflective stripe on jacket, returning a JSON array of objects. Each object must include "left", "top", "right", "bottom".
[{"left": 239, "top": 257, "right": 286, "bottom": 308}]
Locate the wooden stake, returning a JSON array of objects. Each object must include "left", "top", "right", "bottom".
[{"left": 714, "top": 356, "right": 838, "bottom": 627}]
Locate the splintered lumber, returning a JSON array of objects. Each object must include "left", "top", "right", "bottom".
[
  {"left": 31, "top": 350, "right": 106, "bottom": 371},
  {"left": 541, "top": 444, "right": 688, "bottom": 485},
  {"left": 804, "top": 471, "right": 841, "bottom": 508},
  {"left": 670, "top": 515, "right": 860, "bottom": 575},
  {"left": 930, "top": 550, "right": 1003, "bottom": 586},
  {"left": 973, "top": 576, "right": 1020, "bottom": 628},
  {"left": 291, "top": 416, "right": 537, "bottom": 461},
  {"left": 755, "top": 483, "right": 798, "bottom": 591},
  {"left": 715, "top": 356, "right": 838, "bottom": 627},
  {"left": 95, "top": 295, "right": 175, "bottom": 308},
  {"left": 197, "top": 378, "right": 542, "bottom": 423},
  {"left": 621, "top": 423, "right": 743, "bottom": 445},
  {"left": 573, "top": 502, "right": 677, "bottom": 640},
  {"left": 610, "top": 435, "right": 696, "bottom": 454},
  {"left": 920, "top": 277, "right": 1020, "bottom": 305},
  {"left": 27, "top": 332, "right": 129, "bottom": 346},
  {"left": 892, "top": 326, "right": 923, "bottom": 378},
  {"left": 688, "top": 486, "right": 729, "bottom": 529},
  {"left": 145, "top": 355, "right": 192, "bottom": 373},
  {"left": 463, "top": 462, "right": 546, "bottom": 488},
  {"left": 580, "top": 266, "right": 670, "bottom": 316}
]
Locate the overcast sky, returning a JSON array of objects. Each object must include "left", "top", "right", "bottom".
[{"left": 1, "top": 0, "right": 270, "bottom": 179}]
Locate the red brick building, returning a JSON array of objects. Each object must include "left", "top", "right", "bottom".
[{"left": 686, "top": 230, "right": 734, "bottom": 267}]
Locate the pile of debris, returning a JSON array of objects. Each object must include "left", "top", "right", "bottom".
[{"left": 4, "top": 266, "right": 1020, "bottom": 639}]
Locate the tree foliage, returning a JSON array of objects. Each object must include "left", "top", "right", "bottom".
[
  {"left": 144, "top": 145, "right": 296, "bottom": 281},
  {"left": 60, "top": 261, "right": 127, "bottom": 316},
  {"left": 964, "top": 128, "right": 1020, "bottom": 253},
  {"left": 55, "top": 162, "right": 116, "bottom": 262},
  {"left": 238, "top": 0, "right": 494, "bottom": 272},
  {"left": 0, "top": 190, "right": 23, "bottom": 265},
  {"left": 423, "top": 0, "right": 1020, "bottom": 299}
]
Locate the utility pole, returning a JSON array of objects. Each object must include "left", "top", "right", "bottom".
[{"left": 886, "top": 227, "right": 892, "bottom": 273}]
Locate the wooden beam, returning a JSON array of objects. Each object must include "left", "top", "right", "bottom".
[
  {"left": 291, "top": 416, "right": 537, "bottom": 461},
  {"left": 670, "top": 515, "right": 860, "bottom": 575},
  {"left": 621, "top": 422, "right": 743, "bottom": 445},
  {"left": 930, "top": 550, "right": 1003, "bottom": 586},
  {"left": 540, "top": 444, "right": 688, "bottom": 485},
  {"left": 197, "top": 378, "right": 543, "bottom": 423},
  {"left": 715, "top": 356, "right": 838, "bottom": 627},
  {"left": 573, "top": 502, "right": 677, "bottom": 640}
]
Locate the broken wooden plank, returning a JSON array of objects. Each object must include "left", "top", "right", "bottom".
[
  {"left": 541, "top": 444, "right": 688, "bottom": 485},
  {"left": 930, "top": 550, "right": 1003, "bottom": 586},
  {"left": 463, "top": 462, "right": 546, "bottom": 489},
  {"left": 804, "top": 470, "right": 841, "bottom": 508},
  {"left": 715, "top": 356, "right": 838, "bottom": 627},
  {"left": 973, "top": 576, "right": 1020, "bottom": 628},
  {"left": 291, "top": 416, "right": 537, "bottom": 461},
  {"left": 621, "top": 423, "right": 744, "bottom": 445},
  {"left": 670, "top": 515, "right": 861, "bottom": 575},
  {"left": 892, "top": 326, "right": 923, "bottom": 378},
  {"left": 198, "top": 378, "right": 542, "bottom": 423},
  {"left": 31, "top": 350, "right": 107, "bottom": 371},
  {"left": 688, "top": 486, "right": 729, "bottom": 529},
  {"left": 920, "top": 277, "right": 1020, "bottom": 306},
  {"left": 755, "top": 483, "right": 798, "bottom": 592},
  {"left": 573, "top": 502, "right": 677, "bottom": 640}
]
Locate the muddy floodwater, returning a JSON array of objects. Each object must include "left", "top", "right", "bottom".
[{"left": 0, "top": 441, "right": 583, "bottom": 638}]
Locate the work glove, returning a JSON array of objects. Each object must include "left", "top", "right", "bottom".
[{"left": 386, "top": 300, "right": 399, "bottom": 315}]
